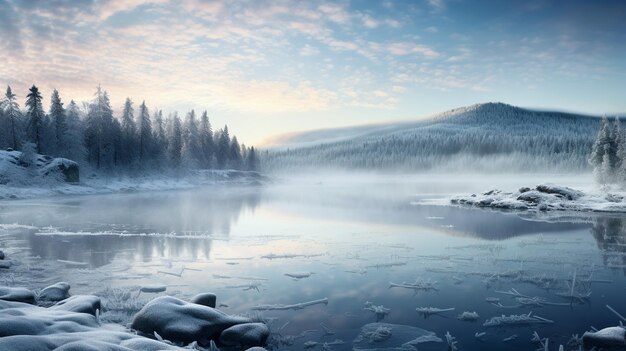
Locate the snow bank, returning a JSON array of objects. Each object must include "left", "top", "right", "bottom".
[
  {"left": 451, "top": 183, "right": 626, "bottom": 213},
  {"left": 0, "top": 160, "right": 268, "bottom": 201}
]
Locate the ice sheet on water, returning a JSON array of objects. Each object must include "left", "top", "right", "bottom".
[{"left": 353, "top": 323, "right": 442, "bottom": 350}]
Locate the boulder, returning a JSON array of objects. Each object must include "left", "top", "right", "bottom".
[
  {"left": 219, "top": 323, "right": 270, "bottom": 347},
  {"left": 130, "top": 296, "right": 252, "bottom": 344},
  {"left": 40, "top": 158, "right": 79, "bottom": 183},
  {"left": 52, "top": 295, "right": 101, "bottom": 316},
  {"left": 38, "top": 282, "right": 71, "bottom": 302},
  {"left": 535, "top": 184, "right": 583, "bottom": 200},
  {"left": 583, "top": 326, "right": 626, "bottom": 348},
  {"left": 0, "top": 287, "right": 35, "bottom": 304},
  {"left": 517, "top": 190, "right": 555, "bottom": 204},
  {"left": 190, "top": 292, "right": 217, "bottom": 308}
]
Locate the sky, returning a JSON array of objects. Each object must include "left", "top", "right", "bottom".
[{"left": 1, "top": 0, "right": 625, "bottom": 145}]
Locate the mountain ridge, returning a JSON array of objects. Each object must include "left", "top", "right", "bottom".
[
  {"left": 262, "top": 102, "right": 601, "bottom": 172},
  {"left": 263, "top": 102, "right": 600, "bottom": 149}
]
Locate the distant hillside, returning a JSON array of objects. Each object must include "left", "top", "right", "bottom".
[{"left": 263, "top": 103, "right": 600, "bottom": 172}]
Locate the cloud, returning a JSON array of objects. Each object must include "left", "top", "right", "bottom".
[{"left": 427, "top": 0, "right": 445, "bottom": 12}]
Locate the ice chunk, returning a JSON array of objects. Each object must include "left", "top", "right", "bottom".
[
  {"left": 415, "top": 306, "right": 455, "bottom": 317},
  {"left": 457, "top": 311, "right": 480, "bottom": 321},
  {"left": 483, "top": 312, "right": 554, "bottom": 327},
  {"left": 251, "top": 297, "right": 328, "bottom": 311},
  {"left": 353, "top": 323, "right": 442, "bottom": 349},
  {"left": 284, "top": 272, "right": 314, "bottom": 279},
  {"left": 139, "top": 285, "right": 167, "bottom": 293},
  {"left": 364, "top": 301, "right": 390, "bottom": 321}
]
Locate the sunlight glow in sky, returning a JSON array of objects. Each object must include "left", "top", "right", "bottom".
[{"left": 1, "top": 0, "right": 624, "bottom": 144}]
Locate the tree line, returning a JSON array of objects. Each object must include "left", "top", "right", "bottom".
[{"left": 0, "top": 85, "right": 258, "bottom": 172}]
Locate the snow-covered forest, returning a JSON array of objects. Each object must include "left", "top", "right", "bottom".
[
  {"left": 0, "top": 85, "right": 259, "bottom": 173},
  {"left": 263, "top": 103, "right": 599, "bottom": 172}
]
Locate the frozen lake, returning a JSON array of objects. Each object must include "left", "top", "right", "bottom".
[{"left": 0, "top": 175, "right": 625, "bottom": 350}]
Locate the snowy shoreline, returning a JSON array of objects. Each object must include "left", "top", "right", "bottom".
[
  {"left": 0, "top": 169, "right": 268, "bottom": 201},
  {"left": 449, "top": 183, "right": 626, "bottom": 214}
]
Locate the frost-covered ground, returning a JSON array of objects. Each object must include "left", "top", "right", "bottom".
[
  {"left": 0, "top": 148, "right": 267, "bottom": 200},
  {"left": 0, "top": 168, "right": 267, "bottom": 200}
]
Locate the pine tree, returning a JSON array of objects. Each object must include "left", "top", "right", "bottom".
[
  {"left": 49, "top": 89, "right": 67, "bottom": 156},
  {"left": 85, "top": 86, "right": 116, "bottom": 168},
  {"left": 153, "top": 109, "right": 167, "bottom": 165},
  {"left": 120, "top": 97, "right": 137, "bottom": 165},
  {"left": 199, "top": 111, "right": 213, "bottom": 168},
  {"left": 137, "top": 101, "right": 152, "bottom": 162},
  {"left": 64, "top": 100, "right": 86, "bottom": 163},
  {"left": 216, "top": 125, "right": 230, "bottom": 168},
  {"left": 613, "top": 118, "right": 622, "bottom": 176},
  {"left": 229, "top": 135, "right": 242, "bottom": 169},
  {"left": 168, "top": 113, "right": 183, "bottom": 168},
  {"left": 25, "top": 85, "right": 45, "bottom": 153},
  {"left": 590, "top": 116, "right": 612, "bottom": 182},
  {"left": 246, "top": 146, "right": 258, "bottom": 171},
  {"left": 1, "top": 86, "right": 21, "bottom": 150},
  {"left": 183, "top": 110, "right": 201, "bottom": 167}
]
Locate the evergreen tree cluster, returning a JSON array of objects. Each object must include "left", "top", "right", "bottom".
[
  {"left": 589, "top": 116, "right": 624, "bottom": 184},
  {"left": 0, "top": 85, "right": 258, "bottom": 172}
]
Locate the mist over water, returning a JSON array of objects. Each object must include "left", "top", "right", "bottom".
[{"left": 0, "top": 173, "right": 624, "bottom": 350}]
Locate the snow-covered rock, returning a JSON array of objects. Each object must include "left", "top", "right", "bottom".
[
  {"left": 0, "top": 149, "right": 79, "bottom": 185},
  {"left": 40, "top": 158, "right": 79, "bottom": 183},
  {"left": 582, "top": 326, "right": 626, "bottom": 348},
  {"left": 38, "top": 282, "right": 71, "bottom": 303},
  {"left": 219, "top": 322, "right": 270, "bottom": 347},
  {"left": 451, "top": 183, "right": 626, "bottom": 213},
  {"left": 190, "top": 292, "right": 217, "bottom": 308},
  {"left": 0, "top": 287, "right": 35, "bottom": 304},
  {"left": 51, "top": 295, "right": 100, "bottom": 315},
  {"left": 0, "top": 298, "right": 184, "bottom": 350},
  {"left": 130, "top": 296, "right": 253, "bottom": 344}
]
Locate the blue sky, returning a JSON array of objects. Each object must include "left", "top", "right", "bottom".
[{"left": 0, "top": 0, "right": 624, "bottom": 144}]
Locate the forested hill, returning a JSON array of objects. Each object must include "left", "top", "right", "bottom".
[{"left": 262, "top": 103, "right": 601, "bottom": 172}]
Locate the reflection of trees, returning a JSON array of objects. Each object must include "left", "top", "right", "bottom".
[
  {"left": 591, "top": 217, "right": 626, "bottom": 275},
  {"left": 22, "top": 186, "right": 262, "bottom": 267}
]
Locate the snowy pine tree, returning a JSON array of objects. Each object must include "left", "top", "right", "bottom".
[
  {"left": 49, "top": 89, "right": 67, "bottom": 156},
  {"left": 120, "top": 98, "right": 138, "bottom": 166},
  {"left": 1, "top": 86, "right": 22, "bottom": 150},
  {"left": 216, "top": 125, "right": 230, "bottom": 169},
  {"left": 25, "top": 85, "right": 45, "bottom": 153}
]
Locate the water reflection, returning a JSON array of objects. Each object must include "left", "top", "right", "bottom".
[{"left": 591, "top": 216, "right": 626, "bottom": 275}]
